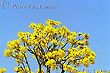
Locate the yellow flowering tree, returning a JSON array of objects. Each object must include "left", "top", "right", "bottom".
[{"left": 4, "top": 19, "right": 96, "bottom": 73}]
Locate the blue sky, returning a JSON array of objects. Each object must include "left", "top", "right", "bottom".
[{"left": 0, "top": 0, "right": 110, "bottom": 72}]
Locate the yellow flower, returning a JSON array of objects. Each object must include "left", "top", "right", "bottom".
[
  {"left": 25, "top": 68, "right": 29, "bottom": 72},
  {"left": 63, "top": 64, "right": 78, "bottom": 72},
  {"left": 88, "top": 55, "right": 95, "bottom": 64},
  {"left": 58, "top": 49, "right": 65, "bottom": 59},
  {"left": 16, "top": 59, "right": 23, "bottom": 64},
  {"left": 46, "top": 19, "right": 61, "bottom": 26},
  {"left": 71, "top": 47, "right": 78, "bottom": 52},
  {"left": 19, "top": 46, "right": 27, "bottom": 53},
  {"left": 78, "top": 50, "right": 84, "bottom": 56},
  {"left": 58, "top": 41, "right": 64, "bottom": 46},
  {"left": 68, "top": 48, "right": 77, "bottom": 58},
  {"left": 14, "top": 40, "right": 21, "bottom": 45},
  {"left": 68, "top": 51, "right": 77, "bottom": 58},
  {"left": 81, "top": 58, "right": 89, "bottom": 68},
  {"left": 40, "top": 39, "right": 48, "bottom": 48},
  {"left": 0, "top": 68, "right": 6, "bottom": 73},
  {"left": 45, "top": 59, "right": 55, "bottom": 67},
  {"left": 37, "top": 23, "right": 45, "bottom": 30},
  {"left": 15, "top": 53, "right": 24, "bottom": 59},
  {"left": 27, "top": 40, "right": 34, "bottom": 46},
  {"left": 51, "top": 51, "right": 57, "bottom": 58},
  {"left": 84, "top": 39, "right": 89, "bottom": 46},
  {"left": 45, "top": 52, "right": 52, "bottom": 59},
  {"left": 68, "top": 57, "right": 75, "bottom": 62},
  {"left": 77, "top": 40, "right": 84, "bottom": 45},
  {"left": 90, "top": 51, "right": 96, "bottom": 58},
  {"left": 66, "top": 34, "right": 76, "bottom": 43},
  {"left": 4, "top": 49, "right": 12, "bottom": 57},
  {"left": 29, "top": 22, "right": 37, "bottom": 30},
  {"left": 70, "top": 32, "right": 77, "bottom": 37},
  {"left": 83, "top": 33, "right": 90, "bottom": 39},
  {"left": 51, "top": 39, "right": 58, "bottom": 45},
  {"left": 96, "top": 70, "right": 104, "bottom": 73},
  {"left": 84, "top": 46, "right": 91, "bottom": 55},
  {"left": 14, "top": 67, "right": 23, "bottom": 72},
  {"left": 44, "top": 25, "right": 55, "bottom": 34},
  {"left": 7, "top": 40, "right": 19, "bottom": 49},
  {"left": 36, "top": 68, "right": 44, "bottom": 73},
  {"left": 18, "top": 32, "right": 28, "bottom": 42},
  {"left": 61, "top": 26, "right": 70, "bottom": 37}
]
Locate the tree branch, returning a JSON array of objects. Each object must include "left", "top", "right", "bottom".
[
  {"left": 33, "top": 49, "right": 42, "bottom": 73},
  {"left": 47, "top": 66, "right": 50, "bottom": 73},
  {"left": 61, "top": 43, "right": 67, "bottom": 49},
  {"left": 23, "top": 53, "right": 31, "bottom": 73}
]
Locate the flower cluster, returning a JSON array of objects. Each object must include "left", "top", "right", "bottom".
[
  {"left": 95, "top": 70, "right": 110, "bottom": 73},
  {"left": 14, "top": 67, "right": 34, "bottom": 73},
  {"left": 4, "top": 19, "right": 96, "bottom": 73},
  {"left": 0, "top": 68, "right": 6, "bottom": 73}
]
